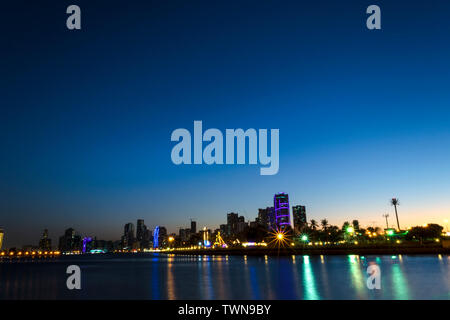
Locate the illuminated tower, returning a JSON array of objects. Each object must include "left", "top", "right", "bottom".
[
  {"left": 274, "top": 193, "right": 290, "bottom": 230},
  {"left": 153, "top": 226, "right": 160, "bottom": 248}
]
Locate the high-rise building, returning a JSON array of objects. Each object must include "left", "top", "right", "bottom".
[
  {"left": 0, "top": 228, "right": 4, "bottom": 250},
  {"left": 257, "top": 207, "right": 276, "bottom": 230},
  {"left": 122, "top": 223, "right": 135, "bottom": 249},
  {"left": 227, "top": 212, "right": 239, "bottom": 236},
  {"left": 274, "top": 193, "right": 290, "bottom": 230},
  {"left": 237, "top": 220, "right": 248, "bottom": 233},
  {"left": 292, "top": 205, "right": 307, "bottom": 233},
  {"left": 142, "top": 228, "right": 152, "bottom": 248},
  {"left": 190, "top": 220, "right": 197, "bottom": 234},
  {"left": 257, "top": 208, "right": 269, "bottom": 228},
  {"left": 39, "top": 229, "right": 52, "bottom": 251},
  {"left": 58, "top": 228, "right": 81, "bottom": 252}
]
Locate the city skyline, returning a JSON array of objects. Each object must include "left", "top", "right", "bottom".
[{"left": 2, "top": 190, "right": 448, "bottom": 249}]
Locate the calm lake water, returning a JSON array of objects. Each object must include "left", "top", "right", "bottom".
[{"left": 0, "top": 254, "right": 449, "bottom": 300}]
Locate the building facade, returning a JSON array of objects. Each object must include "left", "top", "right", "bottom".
[
  {"left": 274, "top": 193, "right": 291, "bottom": 230},
  {"left": 292, "top": 205, "right": 307, "bottom": 233}
]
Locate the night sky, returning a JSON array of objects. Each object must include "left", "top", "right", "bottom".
[{"left": 2, "top": 0, "right": 450, "bottom": 248}]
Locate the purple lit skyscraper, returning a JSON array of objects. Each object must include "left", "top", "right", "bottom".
[{"left": 274, "top": 193, "right": 291, "bottom": 230}]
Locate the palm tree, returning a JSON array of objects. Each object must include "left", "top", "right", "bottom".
[
  {"left": 391, "top": 198, "right": 401, "bottom": 230},
  {"left": 310, "top": 219, "right": 318, "bottom": 231},
  {"left": 321, "top": 219, "right": 329, "bottom": 230}
]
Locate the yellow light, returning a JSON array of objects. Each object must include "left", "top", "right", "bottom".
[
  {"left": 168, "top": 236, "right": 174, "bottom": 242},
  {"left": 423, "top": 224, "right": 428, "bottom": 227},
  {"left": 291, "top": 242, "right": 295, "bottom": 246},
  {"left": 277, "top": 233, "right": 284, "bottom": 240}
]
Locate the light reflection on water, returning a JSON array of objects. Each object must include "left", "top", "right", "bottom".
[{"left": 0, "top": 254, "right": 449, "bottom": 300}]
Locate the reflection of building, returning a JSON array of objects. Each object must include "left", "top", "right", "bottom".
[
  {"left": 0, "top": 228, "right": 4, "bottom": 250},
  {"left": 39, "top": 229, "right": 52, "bottom": 251},
  {"left": 292, "top": 205, "right": 307, "bottom": 233},
  {"left": 274, "top": 193, "right": 290, "bottom": 230}
]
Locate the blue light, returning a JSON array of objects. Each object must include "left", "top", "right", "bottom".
[{"left": 153, "top": 226, "right": 160, "bottom": 248}]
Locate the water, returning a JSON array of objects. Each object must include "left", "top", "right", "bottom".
[{"left": 1, "top": 254, "right": 449, "bottom": 300}]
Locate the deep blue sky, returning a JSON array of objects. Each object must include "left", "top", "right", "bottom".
[{"left": 2, "top": 0, "right": 450, "bottom": 247}]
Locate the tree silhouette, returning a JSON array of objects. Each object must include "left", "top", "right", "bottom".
[
  {"left": 391, "top": 198, "right": 401, "bottom": 230},
  {"left": 321, "top": 219, "right": 329, "bottom": 230}
]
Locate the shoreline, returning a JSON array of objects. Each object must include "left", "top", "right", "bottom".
[{"left": 165, "top": 245, "right": 450, "bottom": 256}]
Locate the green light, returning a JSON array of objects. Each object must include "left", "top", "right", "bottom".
[
  {"left": 346, "top": 227, "right": 354, "bottom": 233},
  {"left": 387, "top": 230, "right": 394, "bottom": 236},
  {"left": 301, "top": 235, "right": 308, "bottom": 241}
]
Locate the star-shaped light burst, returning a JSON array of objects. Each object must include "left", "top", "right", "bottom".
[{"left": 268, "top": 227, "right": 290, "bottom": 248}]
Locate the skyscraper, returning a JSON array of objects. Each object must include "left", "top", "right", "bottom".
[
  {"left": 190, "top": 220, "right": 197, "bottom": 234},
  {"left": 227, "top": 212, "right": 239, "bottom": 236},
  {"left": 122, "top": 223, "right": 135, "bottom": 249},
  {"left": 39, "top": 229, "right": 52, "bottom": 251},
  {"left": 257, "top": 207, "right": 276, "bottom": 230},
  {"left": 274, "top": 193, "right": 290, "bottom": 230},
  {"left": 292, "top": 205, "right": 307, "bottom": 233},
  {"left": 136, "top": 219, "right": 145, "bottom": 242}
]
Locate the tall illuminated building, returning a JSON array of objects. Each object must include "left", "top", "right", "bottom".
[
  {"left": 292, "top": 205, "right": 307, "bottom": 233},
  {"left": 274, "top": 193, "right": 290, "bottom": 230}
]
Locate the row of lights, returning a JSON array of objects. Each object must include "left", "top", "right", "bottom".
[{"left": 1, "top": 251, "right": 61, "bottom": 257}]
